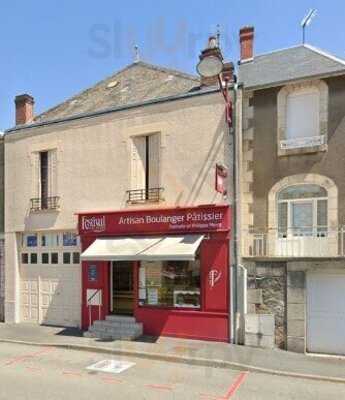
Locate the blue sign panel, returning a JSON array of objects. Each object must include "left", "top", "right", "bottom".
[{"left": 88, "top": 265, "right": 98, "bottom": 282}]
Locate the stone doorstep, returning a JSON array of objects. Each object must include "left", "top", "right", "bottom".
[
  {"left": 89, "top": 325, "right": 143, "bottom": 335},
  {"left": 93, "top": 320, "right": 143, "bottom": 329},
  {"left": 105, "top": 315, "right": 136, "bottom": 323}
]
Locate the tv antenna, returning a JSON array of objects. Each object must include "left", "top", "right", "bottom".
[
  {"left": 133, "top": 45, "right": 140, "bottom": 63},
  {"left": 301, "top": 9, "right": 317, "bottom": 44},
  {"left": 216, "top": 24, "right": 221, "bottom": 47}
]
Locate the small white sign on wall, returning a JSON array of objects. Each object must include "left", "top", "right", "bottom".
[{"left": 86, "top": 289, "right": 102, "bottom": 306}]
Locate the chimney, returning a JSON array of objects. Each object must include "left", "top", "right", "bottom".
[
  {"left": 239, "top": 26, "right": 254, "bottom": 62},
  {"left": 15, "top": 94, "right": 34, "bottom": 125},
  {"left": 222, "top": 62, "right": 235, "bottom": 83}
]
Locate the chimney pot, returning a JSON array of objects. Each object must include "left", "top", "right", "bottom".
[
  {"left": 15, "top": 94, "right": 34, "bottom": 125},
  {"left": 239, "top": 26, "right": 254, "bottom": 62}
]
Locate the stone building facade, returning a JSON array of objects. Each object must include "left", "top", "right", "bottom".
[{"left": 237, "top": 27, "right": 345, "bottom": 355}]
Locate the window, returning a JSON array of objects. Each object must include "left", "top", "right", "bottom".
[
  {"left": 42, "top": 253, "right": 49, "bottom": 264},
  {"left": 286, "top": 88, "right": 319, "bottom": 140},
  {"left": 22, "top": 253, "right": 28, "bottom": 264},
  {"left": 41, "top": 233, "right": 59, "bottom": 247},
  {"left": 63, "top": 233, "right": 78, "bottom": 247},
  {"left": 138, "top": 259, "right": 200, "bottom": 308},
  {"left": 277, "top": 81, "right": 328, "bottom": 153},
  {"left": 130, "top": 134, "right": 161, "bottom": 201},
  {"left": 277, "top": 184, "right": 327, "bottom": 238},
  {"left": 40, "top": 151, "right": 49, "bottom": 209},
  {"left": 31, "top": 149, "right": 58, "bottom": 211},
  {"left": 26, "top": 234, "right": 38, "bottom": 247},
  {"left": 63, "top": 252, "right": 71, "bottom": 264},
  {"left": 30, "top": 253, "right": 38, "bottom": 264},
  {"left": 73, "top": 252, "right": 80, "bottom": 264},
  {"left": 51, "top": 253, "right": 59, "bottom": 264}
]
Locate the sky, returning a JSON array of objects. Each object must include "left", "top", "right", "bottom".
[{"left": 1, "top": 0, "right": 344, "bottom": 130}]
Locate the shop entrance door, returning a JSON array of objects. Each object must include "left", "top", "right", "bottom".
[{"left": 110, "top": 261, "right": 134, "bottom": 315}]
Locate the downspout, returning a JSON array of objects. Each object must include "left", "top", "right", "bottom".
[{"left": 230, "top": 83, "right": 243, "bottom": 344}]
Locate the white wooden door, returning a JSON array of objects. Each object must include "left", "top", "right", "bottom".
[
  {"left": 21, "top": 280, "right": 39, "bottom": 322},
  {"left": 307, "top": 273, "right": 345, "bottom": 355}
]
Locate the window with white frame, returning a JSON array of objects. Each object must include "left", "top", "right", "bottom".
[
  {"left": 21, "top": 231, "right": 80, "bottom": 266},
  {"left": 286, "top": 87, "right": 320, "bottom": 141},
  {"left": 277, "top": 184, "right": 328, "bottom": 238},
  {"left": 278, "top": 81, "right": 328, "bottom": 152}
]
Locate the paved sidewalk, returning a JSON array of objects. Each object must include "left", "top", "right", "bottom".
[{"left": 1, "top": 323, "right": 345, "bottom": 382}]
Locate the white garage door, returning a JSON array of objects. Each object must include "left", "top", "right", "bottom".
[
  {"left": 307, "top": 273, "right": 345, "bottom": 355},
  {"left": 21, "top": 266, "right": 81, "bottom": 327}
]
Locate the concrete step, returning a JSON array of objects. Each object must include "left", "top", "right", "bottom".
[
  {"left": 105, "top": 315, "right": 136, "bottom": 323},
  {"left": 84, "top": 315, "right": 143, "bottom": 341},
  {"left": 93, "top": 320, "right": 143, "bottom": 329},
  {"left": 89, "top": 325, "right": 142, "bottom": 336}
]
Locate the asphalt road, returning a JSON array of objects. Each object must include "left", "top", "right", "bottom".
[{"left": 0, "top": 342, "right": 344, "bottom": 399}]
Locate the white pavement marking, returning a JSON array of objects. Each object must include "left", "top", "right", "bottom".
[{"left": 86, "top": 359, "right": 136, "bottom": 374}]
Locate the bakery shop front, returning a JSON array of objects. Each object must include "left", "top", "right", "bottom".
[{"left": 78, "top": 204, "right": 231, "bottom": 342}]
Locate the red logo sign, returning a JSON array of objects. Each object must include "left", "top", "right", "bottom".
[
  {"left": 79, "top": 205, "right": 230, "bottom": 236},
  {"left": 82, "top": 216, "right": 106, "bottom": 233},
  {"left": 208, "top": 269, "right": 222, "bottom": 288}
]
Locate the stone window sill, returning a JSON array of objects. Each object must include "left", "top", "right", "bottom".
[{"left": 278, "top": 143, "right": 328, "bottom": 157}]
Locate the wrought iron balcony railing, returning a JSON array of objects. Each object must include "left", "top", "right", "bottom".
[
  {"left": 30, "top": 196, "right": 60, "bottom": 212},
  {"left": 242, "top": 226, "right": 345, "bottom": 258},
  {"left": 127, "top": 188, "right": 164, "bottom": 203}
]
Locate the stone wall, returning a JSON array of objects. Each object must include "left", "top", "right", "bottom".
[
  {"left": 0, "top": 238, "right": 4, "bottom": 321},
  {"left": 245, "top": 261, "right": 287, "bottom": 349}
]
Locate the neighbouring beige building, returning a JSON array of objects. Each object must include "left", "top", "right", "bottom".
[
  {"left": 4, "top": 55, "right": 234, "bottom": 337},
  {"left": 237, "top": 27, "right": 345, "bottom": 355}
]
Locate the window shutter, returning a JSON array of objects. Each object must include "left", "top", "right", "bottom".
[
  {"left": 148, "top": 134, "right": 160, "bottom": 189},
  {"left": 131, "top": 136, "right": 146, "bottom": 190},
  {"left": 48, "top": 150, "right": 58, "bottom": 197},
  {"left": 286, "top": 90, "right": 319, "bottom": 139},
  {"left": 32, "top": 152, "right": 40, "bottom": 198}
]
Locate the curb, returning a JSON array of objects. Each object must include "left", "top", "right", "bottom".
[{"left": 1, "top": 338, "right": 345, "bottom": 384}]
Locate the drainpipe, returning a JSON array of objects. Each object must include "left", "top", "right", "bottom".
[{"left": 230, "top": 83, "right": 245, "bottom": 344}]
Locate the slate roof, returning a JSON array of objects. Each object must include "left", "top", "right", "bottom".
[
  {"left": 238, "top": 44, "right": 345, "bottom": 90},
  {"left": 34, "top": 61, "right": 201, "bottom": 124}
]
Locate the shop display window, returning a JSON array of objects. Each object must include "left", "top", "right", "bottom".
[{"left": 139, "top": 259, "right": 200, "bottom": 308}]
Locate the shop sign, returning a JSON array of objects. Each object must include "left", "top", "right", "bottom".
[
  {"left": 208, "top": 269, "right": 222, "bottom": 288},
  {"left": 215, "top": 164, "right": 228, "bottom": 195},
  {"left": 79, "top": 205, "right": 230, "bottom": 235},
  {"left": 82, "top": 216, "right": 106, "bottom": 233},
  {"left": 147, "top": 288, "right": 158, "bottom": 305},
  {"left": 88, "top": 265, "right": 98, "bottom": 282}
]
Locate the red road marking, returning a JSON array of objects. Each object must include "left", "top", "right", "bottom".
[
  {"left": 62, "top": 371, "right": 83, "bottom": 377},
  {"left": 100, "top": 377, "right": 123, "bottom": 384},
  {"left": 145, "top": 384, "right": 174, "bottom": 391},
  {"left": 220, "top": 372, "right": 249, "bottom": 399},
  {"left": 25, "top": 367, "right": 42, "bottom": 373},
  {"left": 4, "top": 348, "right": 55, "bottom": 366}
]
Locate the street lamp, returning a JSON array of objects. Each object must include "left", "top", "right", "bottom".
[
  {"left": 196, "top": 36, "right": 234, "bottom": 127},
  {"left": 197, "top": 36, "right": 239, "bottom": 345}
]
